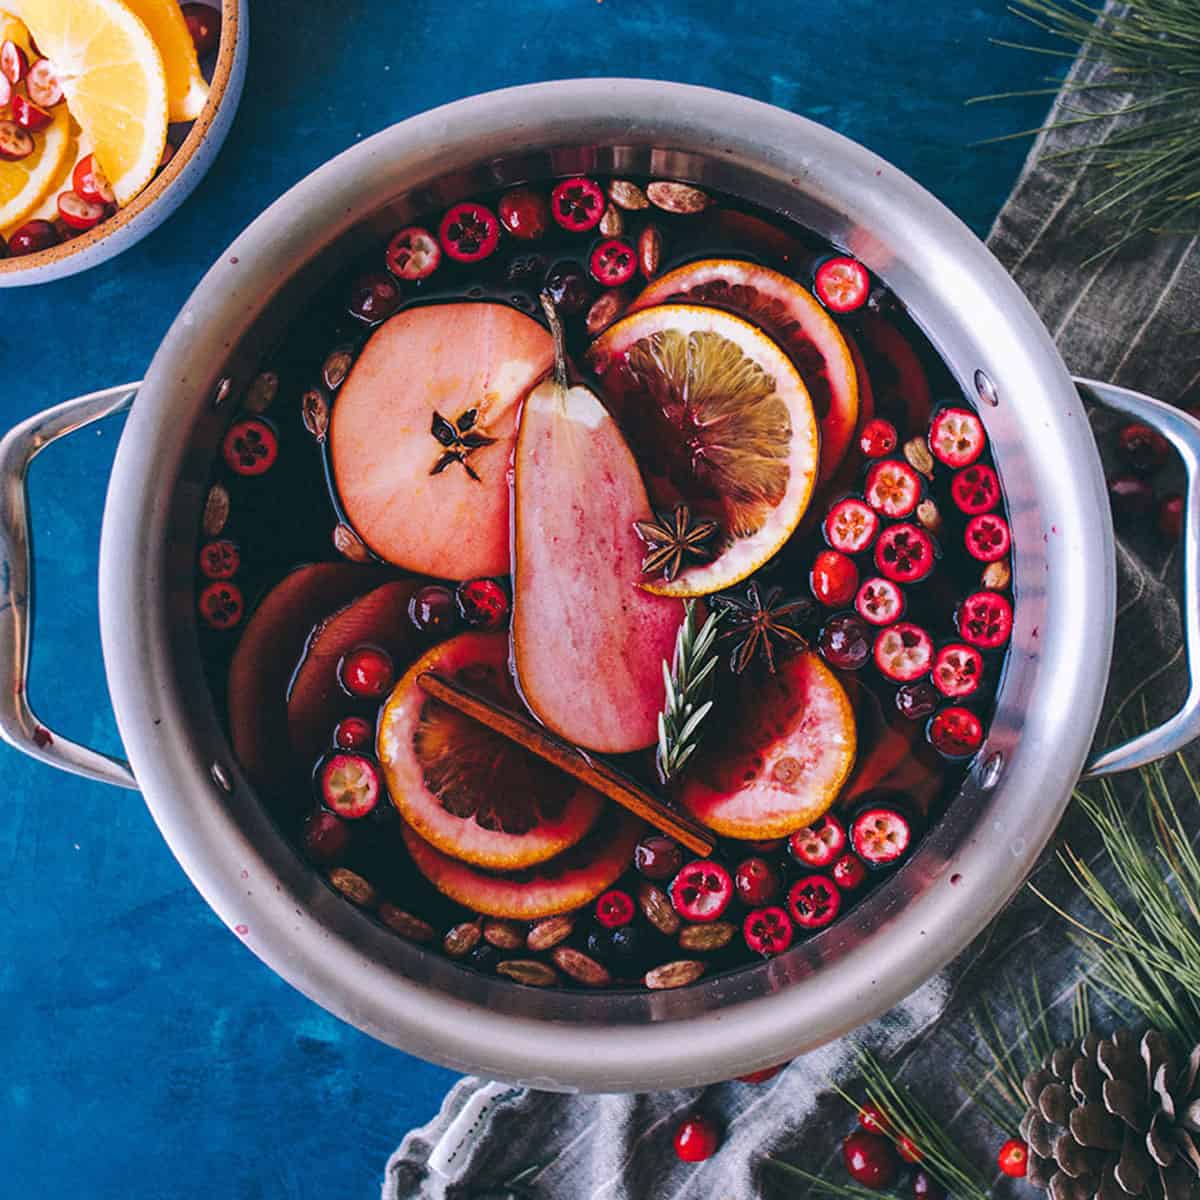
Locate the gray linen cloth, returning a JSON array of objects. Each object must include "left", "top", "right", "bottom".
[{"left": 383, "top": 31, "right": 1196, "bottom": 1200}]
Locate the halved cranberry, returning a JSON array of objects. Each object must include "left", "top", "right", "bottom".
[
  {"left": 408, "top": 584, "right": 458, "bottom": 635},
  {"left": 669, "top": 859, "right": 734, "bottom": 922},
  {"left": 1, "top": 40, "right": 28, "bottom": 85},
  {"left": 874, "top": 523, "right": 935, "bottom": 584},
  {"left": 1159, "top": 493, "right": 1184, "bottom": 542},
  {"left": 873, "top": 622, "right": 934, "bottom": 683},
  {"left": 964, "top": 513, "right": 1011, "bottom": 562},
  {"left": 811, "top": 549, "right": 859, "bottom": 607},
  {"left": 318, "top": 752, "right": 381, "bottom": 819},
  {"left": 438, "top": 201, "right": 501, "bottom": 263},
  {"left": 0, "top": 119, "right": 33, "bottom": 161},
  {"left": 832, "top": 853, "right": 868, "bottom": 891},
  {"left": 859, "top": 418, "right": 898, "bottom": 459},
  {"left": 73, "top": 154, "right": 115, "bottom": 205},
  {"left": 850, "top": 805, "right": 912, "bottom": 867},
  {"left": 25, "top": 59, "right": 63, "bottom": 108},
  {"left": 951, "top": 463, "right": 1000, "bottom": 515},
  {"left": 929, "top": 407, "right": 986, "bottom": 468},
  {"left": 57, "top": 190, "right": 105, "bottom": 231},
  {"left": 588, "top": 237, "right": 637, "bottom": 287},
  {"left": 222, "top": 417, "right": 278, "bottom": 476},
  {"left": 182, "top": 2, "right": 221, "bottom": 55},
  {"left": 595, "top": 889, "right": 635, "bottom": 928},
  {"left": 635, "top": 835, "right": 683, "bottom": 880},
  {"left": 815, "top": 255, "right": 870, "bottom": 313},
  {"left": 339, "top": 644, "right": 395, "bottom": 699},
  {"left": 788, "top": 813, "right": 847, "bottom": 868},
  {"left": 734, "top": 857, "right": 779, "bottom": 906},
  {"left": 818, "top": 612, "right": 872, "bottom": 671},
  {"left": 497, "top": 187, "right": 549, "bottom": 240},
  {"left": 928, "top": 706, "right": 984, "bottom": 758},
  {"left": 334, "top": 715, "right": 374, "bottom": 751},
  {"left": 198, "top": 538, "right": 239, "bottom": 580},
  {"left": 957, "top": 590, "right": 1013, "bottom": 650},
  {"left": 302, "top": 809, "right": 350, "bottom": 863},
  {"left": 787, "top": 875, "right": 842, "bottom": 930},
  {"left": 456, "top": 578, "right": 510, "bottom": 629},
  {"left": 1117, "top": 422, "right": 1170, "bottom": 474},
  {"left": 743, "top": 906, "right": 795, "bottom": 956},
  {"left": 894, "top": 680, "right": 939, "bottom": 721},
  {"left": 1109, "top": 474, "right": 1155, "bottom": 516},
  {"left": 824, "top": 497, "right": 879, "bottom": 554},
  {"left": 347, "top": 272, "right": 401, "bottom": 323},
  {"left": 7, "top": 218, "right": 58, "bottom": 256},
  {"left": 550, "top": 177, "right": 606, "bottom": 232},
  {"left": 866, "top": 460, "right": 921, "bottom": 519},
  {"left": 932, "top": 642, "right": 983, "bottom": 698},
  {"left": 12, "top": 94, "right": 51, "bottom": 132},
  {"left": 855, "top": 576, "right": 904, "bottom": 627},
  {"left": 198, "top": 581, "right": 244, "bottom": 630},
  {"left": 385, "top": 226, "right": 441, "bottom": 280}
]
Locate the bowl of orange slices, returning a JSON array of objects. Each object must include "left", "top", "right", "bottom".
[{"left": 0, "top": 0, "right": 244, "bottom": 285}]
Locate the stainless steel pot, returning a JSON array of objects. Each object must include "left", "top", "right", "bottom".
[{"left": 3, "top": 81, "right": 1198, "bottom": 1092}]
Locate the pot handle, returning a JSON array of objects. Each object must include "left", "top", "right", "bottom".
[
  {"left": 0, "top": 383, "right": 140, "bottom": 790},
  {"left": 1074, "top": 378, "right": 1200, "bottom": 778}
]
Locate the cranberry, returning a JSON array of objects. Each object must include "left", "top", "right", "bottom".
[
  {"left": 833, "top": 853, "right": 868, "bottom": 891},
  {"left": 895, "top": 680, "right": 939, "bottom": 721},
  {"left": 588, "top": 237, "right": 638, "bottom": 287},
  {"left": 964, "top": 513, "right": 1011, "bottom": 562},
  {"left": 860, "top": 418, "right": 899, "bottom": 459},
  {"left": 7, "top": 218, "right": 58, "bottom": 256},
  {"left": 913, "top": 1168, "right": 947, "bottom": 1200},
  {"left": 674, "top": 1114, "right": 721, "bottom": 1162},
  {"left": 595, "top": 889, "right": 635, "bottom": 928},
  {"left": 543, "top": 261, "right": 594, "bottom": 315},
  {"left": 929, "top": 407, "right": 986, "bottom": 468},
  {"left": 198, "top": 581, "right": 243, "bottom": 630},
  {"left": 385, "top": 226, "right": 441, "bottom": 281},
  {"left": 498, "top": 187, "right": 549, "bottom": 240},
  {"left": 1117, "top": 422, "right": 1170, "bottom": 474},
  {"left": 815, "top": 255, "right": 871, "bottom": 313},
  {"left": 851, "top": 805, "right": 913, "bottom": 867},
  {"left": 222, "top": 417, "right": 278, "bottom": 476},
  {"left": 12, "top": 94, "right": 51, "bottom": 132},
  {"left": 898, "top": 1136, "right": 922, "bottom": 1164},
  {"left": 932, "top": 642, "right": 983, "bottom": 698},
  {"left": 669, "top": 860, "right": 734, "bottom": 922},
  {"left": 1159, "top": 493, "right": 1184, "bottom": 541},
  {"left": 408, "top": 584, "right": 458, "bottom": 634},
  {"left": 318, "top": 752, "right": 381, "bottom": 819},
  {"left": 1108, "top": 473, "right": 1155, "bottom": 517},
  {"left": 737, "top": 1063, "right": 787, "bottom": 1084},
  {"left": 347, "top": 272, "right": 401, "bottom": 324},
  {"left": 334, "top": 715, "right": 374, "bottom": 751},
  {"left": 873, "top": 622, "right": 934, "bottom": 683},
  {"left": 855, "top": 576, "right": 904, "bottom": 627},
  {"left": 957, "top": 590, "right": 1013, "bottom": 650},
  {"left": 874, "top": 523, "right": 936, "bottom": 584},
  {"left": 788, "top": 813, "right": 847, "bottom": 868},
  {"left": 928, "top": 706, "right": 983, "bottom": 758},
  {"left": 843, "top": 1131, "right": 900, "bottom": 1188},
  {"left": 73, "top": 153, "right": 116, "bottom": 206},
  {"left": 951, "top": 463, "right": 1001, "bottom": 515},
  {"left": 302, "top": 809, "right": 350, "bottom": 863},
  {"left": 339, "top": 644, "right": 395, "bottom": 699},
  {"left": 634, "top": 834, "right": 683, "bottom": 880},
  {"left": 25, "top": 59, "right": 63, "bottom": 108},
  {"left": 866, "top": 460, "right": 922, "bottom": 519},
  {"left": 742, "top": 906, "right": 794, "bottom": 956},
  {"left": 1, "top": 40, "right": 28, "bottom": 85},
  {"left": 858, "top": 1103, "right": 890, "bottom": 1133},
  {"left": 456, "top": 578, "right": 510, "bottom": 629},
  {"left": 998, "top": 1138, "right": 1029, "bottom": 1178},
  {"left": 787, "top": 874, "right": 842, "bottom": 930},
  {"left": 550, "top": 177, "right": 606, "bottom": 233},
  {"left": 824, "top": 497, "right": 880, "bottom": 555},
  {"left": 734, "top": 857, "right": 779, "bottom": 906},
  {"left": 812, "top": 549, "right": 859, "bottom": 607},
  {"left": 0, "top": 120, "right": 34, "bottom": 162},
  {"left": 438, "top": 201, "right": 501, "bottom": 263},
  {"left": 57, "top": 190, "right": 106, "bottom": 232},
  {"left": 198, "top": 538, "right": 239, "bottom": 580},
  {"left": 182, "top": 2, "right": 221, "bottom": 55},
  {"left": 818, "top": 612, "right": 872, "bottom": 671}
]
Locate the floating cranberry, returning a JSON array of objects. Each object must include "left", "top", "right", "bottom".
[
  {"left": 318, "top": 752, "right": 381, "bottom": 819},
  {"left": 1, "top": 40, "right": 28, "bottom": 85},
  {"left": 818, "top": 612, "right": 872, "bottom": 671},
  {"left": 198, "top": 538, "right": 239, "bottom": 580},
  {"left": 595, "top": 889, "right": 635, "bottom": 928},
  {"left": 438, "top": 201, "right": 501, "bottom": 263},
  {"left": 855, "top": 577, "right": 904, "bottom": 627},
  {"left": 833, "top": 853, "right": 868, "bottom": 891},
  {"left": 815, "top": 255, "right": 870, "bottom": 313},
  {"left": 743, "top": 906, "right": 795, "bottom": 956},
  {"left": 859, "top": 418, "right": 899, "bottom": 459},
  {"left": 334, "top": 715, "right": 374, "bottom": 751},
  {"left": 850, "top": 805, "right": 913, "bottom": 868},
  {"left": 669, "top": 859, "right": 734, "bottom": 922},
  {"left": 998, "top": 1138, "right": 1029, "bottom": 1178},
  {"left": 873, "top": 622, "right": 934, "bottom": 683},
  {"left": 1108, "top": 473, "right": 1155, "bottom": 517},
  {"left": 347, "top": 271, "right": 401, "bottom": 323},
  {"left": 498, "top": 187, "right": 549, "bottom": 240},
  {"left": 1117, "top": 422, "right": 1170, "bottom": 475},
  {"left": 734, "top": 856, "right": 779, "bottom": 906},
  {"left": 456, "top": 578, "right": 510, "bottom": 629},
  {"left": 543, "top": 261, "right": 594, "bottom": 315},
  {"left": 894, "top": 680, "right": 939, "bottom": 721},
  {"left": 12, "top": 94, "right": 51, "bottom": 132},
  {"left": 844, "top": 1130, "right": 900, "bottom": 1189},
  {"left": 339, "top": 644, "right": 395, "bottom": 700},
  {"left": 964, "top": 513, "right": 1011, "bottom": 562},
  {"left": 182, "top": 2, "right": 221, "bottom": 55},
  {"left": 866, "top": 460, "right": 922, "bottom": 519},
  {"left": 737, "top": 1063, "right": 787, "bottom": 1084},
  {"left": 874, "top": 523, "right": 935, "bottom": 584},
  {"left": 858, "top": 1103, "right": 891, "bottom": 1134},
  {"left": 788, "top": 813, "right": 847, "bottom": 868},
  {"left": 674, "top": 1114, "right": 721, "bottom": 1162},
  {"left": 408, "top": 584, "right": 458, "bottom": 635},
  {"left": 928, "top": 706, "right": 983, "bottom": 758},
  {"left": 198, "top": 581, "right": 243, "bottom": 630},
  {"left": 1159, "top": 493, "right": 1184, "bottom": 542},
  {"left": 7, "top": 218, "right": 57, "bottom": 255},
  {"left": 385, "top": 226, "right": 441, "bottom": 280},
  {"left": 0, "top": 120, "right": 34, "bottom": 162},
  {"left": 932, "top": 642, "right": 983, "bottom": 698},
  {"left": 787, "top": 874, "right": 842, "bottom": 930},
  {"left": 951, "top": 463, "right": 1001, "bottom": 515},
  {"left": 550, "top": 177, "right": 606, "bottom": 232},
  {"left": 56, "top": 190, "right": 106, "bottom": 232},
  {"left": 957, "top": 590, "right": 1013, "bottom": 650},
  {"left": 588, "top": 237, "right": 638, "bottom": 287},
  {"left": 912, "top": 1168, "right": 947, "bottom": 1200},
  {"left": 824, "top": 497, "right": 880, "bottom": 555},
  {"left": 302, "top": 809, "right": 350, "bottom": 863},
  {"left": 73, "top": 154, "right": 115, "bottom": 205},
  {"left": 929, "top": 407, "right": 986, "bottom": 468},
  {"left": 634, "top": 834, "right": 683, "bottom": 880},
  {"left": 25, "top": 59, "right": 63, "bottom": 108},
  {"left": 222, "top": 417, "right": 278, "bottom": 476},
  {"left": 812, "top": 549, "right": 859, "bottom": 607}
]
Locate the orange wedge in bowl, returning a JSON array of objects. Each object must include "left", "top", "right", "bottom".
[
  {"left": 122, "top": 0, "right": 209, "bottom": 121},
  {"left": 0, "top": 102, "right": 72, "bottom": 233}
]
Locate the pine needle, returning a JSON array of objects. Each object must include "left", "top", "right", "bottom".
[{"left": 655, "top": 601, "right": 722, "bottom": 783}]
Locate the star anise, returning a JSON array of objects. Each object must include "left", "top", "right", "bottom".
[
  {"left": 712, "top": 580, "right": 814, "bottom": 674},
  {"left": 430, "top": 408, "right": 496, "bottom": 481},
  {"left": 633, "top": 505, "right": 720, "bottom": 582}
]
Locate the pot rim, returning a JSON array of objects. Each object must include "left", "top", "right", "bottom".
[{"left": 98, "top": 78, "right": 1114, "bottom": 1091}]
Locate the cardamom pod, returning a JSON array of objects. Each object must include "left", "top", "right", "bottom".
[
  {"left": 378, "top": 904, "right": 435, "bottom": 943},
  {"left": 607, "top": 179, "right": 650, "bottom": 211},
  {"left": 646, "top": 181, "right": 709, "bottom": 214},
  {"left": 302, "top": 388, "right": 329, "bottom": 442},
  {"left": 982, "top": 558, "right": 1012, "bottom": 591},
  {"left": 645, "top": 959, "right": 706, "bottom": 990},
  {"left": 202, "top": 483, "right": 230, "bottom": 537},
  {"left": 333, "top": 523, "right": 371, "bottom": 563},
  {"left": 328, "top": 867, "right": 376, "bottom": 908},
  {"left": 904, "top": 436, "right": 935, "bottom": 479},
  {"left": 527, "top": 914, "right": 574, "bottom": 952},
  {"left": 585, "top": 289, "right": 628, "bottom": 336},
  {"left": 483, "top": 919, "right": 525, "bottom": 950},
  {"left": 323, "top": 347, "right": 355, "bottom": 391},
  {"left": 638, "top": 225, "right": 663, "bottom": 279},
  {"left": 639, "top": 881, "right": 682, "bottom": 936},
  {"left": 599, "top": 204, "right": 624, "bottom": 237},
  {"left": 496, "top": 959, "right": 559, "bottom": 987},
  {"left": 443, "top": 919, "right": 483, "bottom": 958},
  {"left": 551, "top": 946, "right": 611, "bottom": 987},
  {"left": 245, "top": 371, "right": 279, "bottom": 413},
  {"left": 679, "top": 921, "right": 735, "bottom": 952},
  {"left": 916, "top": 497, "right": 943, "bottom": 536}
]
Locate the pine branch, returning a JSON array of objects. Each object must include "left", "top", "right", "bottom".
[{"left": 655, "top": 601, "right": 721, "bottom": 783}]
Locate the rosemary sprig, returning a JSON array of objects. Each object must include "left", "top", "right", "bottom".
[{"left": 656, "top": 601, "right": 721, "bottom": 784}]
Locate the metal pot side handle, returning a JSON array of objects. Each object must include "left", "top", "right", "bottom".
[
  {"left": 1075, "top": 378, "right": 1200, "bottom": 778},
  {"left": 0, "top": 383, "right": 140, "bottom": 789}
]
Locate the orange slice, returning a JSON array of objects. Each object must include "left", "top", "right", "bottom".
[
  {"left": 588, "top": 304, "right": 819, "bottom": 597},
  {"left": 0, "top": 102, "right": 72, "bottom": 233},
  {"left": 15, "top": 0, "right": 169, "bottom": 206},
  {"left": 122, "top": 0, "right": 208, "bottom": 121}
]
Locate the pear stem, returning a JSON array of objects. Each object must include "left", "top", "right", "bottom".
[{"left": 539, "top": 290, "right": 569, "bottom": 391}]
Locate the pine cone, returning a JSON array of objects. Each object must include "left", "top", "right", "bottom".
[{"left": 1021, "top": 1029, "right": 1200, "bottom": 1200}]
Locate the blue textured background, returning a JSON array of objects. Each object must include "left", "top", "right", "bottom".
[{"left": 1, "top": 3, "right": 1059, "bottom": 1196}]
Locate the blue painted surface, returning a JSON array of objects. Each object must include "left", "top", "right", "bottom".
[{"left": 1, "top": 3, "right": 1058, "bottom": 1196}]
